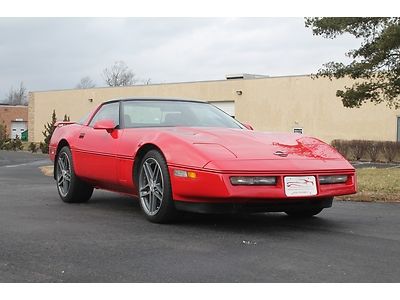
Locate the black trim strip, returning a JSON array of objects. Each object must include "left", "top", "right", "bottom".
[{"left": 174, "top": 198, "right": 333, "bottom": 214}]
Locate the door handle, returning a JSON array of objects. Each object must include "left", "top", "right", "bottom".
[{"left": 79, "top": 133, "right": 85, "bottom": 139}]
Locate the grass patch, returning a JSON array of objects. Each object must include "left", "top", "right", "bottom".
[
  {"left": 338, "top": 167, "right": 400, "bottom": 202},
  {"left": 40, "top": 165, "right": 53, "bottom": 177}
]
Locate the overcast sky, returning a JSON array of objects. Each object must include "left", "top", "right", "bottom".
[{"left": 0, "top": 17, "right": 361, "bottom": 99}]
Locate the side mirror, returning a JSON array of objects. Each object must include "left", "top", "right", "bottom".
[
  {"left": 243, "top": 123, "right": 254, "bottom": 130},
  {"left": 93, "top": 119, "right": 116, "bottom": 133}
]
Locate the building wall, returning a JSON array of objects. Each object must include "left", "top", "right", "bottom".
[
  {"left": 0, "top": 105, "right": 28, "bottom": 137},
  {"left": 28, "top": 75, "right": 400, "bottom": 143}
]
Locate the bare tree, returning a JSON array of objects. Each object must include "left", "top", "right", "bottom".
[
  {"left": 142, "top": 78, "right": 152, "bottom": 85},
  {"left": 5, "top": 82, "right": 27, "bottom": 105},
  {"left": 102, "top": 61, "right": 137, "bottom": 87},
  {"left": 76, "top": 76, "right": 96, "bottom": 89}
]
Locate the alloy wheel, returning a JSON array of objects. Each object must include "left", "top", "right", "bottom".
[
  {"left": 56, "top": 152, "right": 72, "bottom": 197},
  {"left": 139, "top": 157, "right": 164, "bottom": 216}
]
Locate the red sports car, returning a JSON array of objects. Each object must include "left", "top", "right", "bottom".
[{"left": 49, "top": 98, "right": 356, "bottom": 223}]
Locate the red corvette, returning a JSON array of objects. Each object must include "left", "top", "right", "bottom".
[{"left": 49, "top": 98, "right": 356, "bottom": 223}]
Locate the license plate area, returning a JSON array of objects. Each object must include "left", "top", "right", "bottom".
[{"left": 284, "top": 176, "right": 317, "bottom": 197}]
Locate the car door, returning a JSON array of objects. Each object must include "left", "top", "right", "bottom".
[{"left": 73, "top": 101, "right": 122, "bottom": 189}]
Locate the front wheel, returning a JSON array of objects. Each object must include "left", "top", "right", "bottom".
[
  {"left": 138, "top": 150, "right": 177, "bottom": 223},
  {"left": 56, "top": 146, "right": 93, "bottom": 203}
]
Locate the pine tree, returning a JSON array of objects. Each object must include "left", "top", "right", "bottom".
[
  {"left": 0, "top": 122, "right": 8, "bottom": 148},
  {"left": 305, "top": 17, "right": 400, "bottom": 109},
  {"left": 41, "top": 110, "right": 57, "bottom": 154}
]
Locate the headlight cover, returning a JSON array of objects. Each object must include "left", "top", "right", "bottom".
[
  {"left": 319, "top": 175, "right": 348, "bottom": 184},
  {"left": 230, "top": 176, "right": 277, "bottom": 186}
]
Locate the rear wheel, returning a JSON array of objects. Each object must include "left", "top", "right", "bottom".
[
  {"left": 56, "top": 146, "right": 93, "bottom": 203},
  {"left": 285, "top": 207, "right": 323, "bottom": 218},
  {"left": 138, "top": 150, "right": 177, "bottom": 223}
]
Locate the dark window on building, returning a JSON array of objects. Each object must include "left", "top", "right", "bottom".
[{"left": 293, "top": 127, "right": 303, "bottom": 134}]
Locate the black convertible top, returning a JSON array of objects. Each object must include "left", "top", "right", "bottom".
[{"left": 103, "top": 97, "right": 206, "bottom": 105}]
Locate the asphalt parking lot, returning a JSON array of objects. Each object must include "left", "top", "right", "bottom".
[{"left": 0, "top": 150, "right": 400, "bottom": 282}]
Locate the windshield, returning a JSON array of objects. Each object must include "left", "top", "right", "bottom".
[{"left": 121, "top": 100, "right": 243, "bottom": 129}]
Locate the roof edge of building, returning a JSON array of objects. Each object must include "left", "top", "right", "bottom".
[
  {"left": 29, "top": 73, "right": 312, "bottom": 94},
  {"left": 0, "top": 104, "right": 29, "bottom": 108}
]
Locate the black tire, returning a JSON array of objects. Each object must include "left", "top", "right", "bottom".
[
  {"left": 137, "top": 150, "right": 177, "bottom": 223},
  {"left": 284, "top": 207, "right": 323, "bottom": 218},
  {"left": 55, "top": 146, "right": 93, "bottom": 203}
]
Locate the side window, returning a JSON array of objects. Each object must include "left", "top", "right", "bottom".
[{"left": 89, "top": 102, "right": 120, "bottom": 127}]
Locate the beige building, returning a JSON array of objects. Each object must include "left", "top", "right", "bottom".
[{"left": 28, "top": 74, "right": 400, "bottom": 143}]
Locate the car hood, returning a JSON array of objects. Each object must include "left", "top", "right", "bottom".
[{"left": 165, "top": 127, "right": 344, "bottom": 161}]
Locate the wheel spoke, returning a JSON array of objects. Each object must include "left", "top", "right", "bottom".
[
  {"left": 150, "top": 193, "right": 157, "bottom": 212},
  {"left": 57, "top": 159, "right": 64, "bottom": 172},
  {"left": 154, "top": 190, "right": 163, "bottom": 201},
  {"left": 64, "top": 172, "right": 71, "bottom": 182},
  {"left": 153, "top": 166, "right": 160, "bottom": 182},
  {"left": 145, "top": 196, "right": 151, "bottom": 211},
  {"left": 140, "top": 190, "right": 150, "bottom": 197},
  {"left": 140, "top": 183, "right": 149, "bottom": 191},
  {"left": 65, "top": 158, "right": 70, "bottom": 172},
  {"left": 62, "top": 178, "right": 67, "bottom": 191},
  {"left": 143, "top": 162, "right": 153, "bottom": 182},
  {"left": 147, "top": 193, "right": 152, "bottom": 211},
  {"left": 61, "top": 156, "right": 67, "bottom": 170},
  {"left": 154, "top": 183, "right": 162, "bottom": 194}
]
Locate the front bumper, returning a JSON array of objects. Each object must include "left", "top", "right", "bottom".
[{"left": 169, "top": 165, "right": 356, "bottom": 203}]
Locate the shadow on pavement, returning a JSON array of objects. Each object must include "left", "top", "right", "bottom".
[{"left": 86, "top": 191, "right": 344, "bottom": 234}]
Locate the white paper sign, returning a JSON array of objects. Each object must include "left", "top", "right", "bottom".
[{"left": 284, "top": 176, "right": 317, "bottom": 197}]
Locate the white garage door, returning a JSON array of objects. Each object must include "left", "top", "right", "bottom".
[
  {"left": 209, "top": 101, "right": 235, "bottom": 117},
  {"left": 11, "top": 121, "right": 27, "bottom": 139}
]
